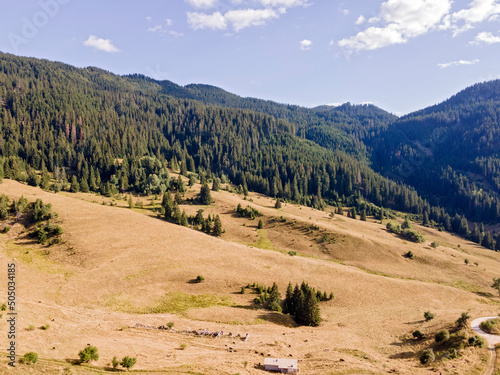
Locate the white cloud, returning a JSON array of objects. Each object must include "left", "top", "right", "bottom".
[
  {"left": 187, "top": 11, "right": 227, "bottom": 30},
  {"left": 225, "top": 8, "right": 279, "bottom": 31},
  {"left": 338, "top": 0, "right": 451, "bottom": 51},
  {"left": 470, "top": 30, "right": 500, "bottom": 43},
  {"left": 146, "top": 16, "right": 152, "bottom": 22},
  {"left": 83, "top": 35, "right": 119, "bottom": 53},
  {"left": 166, "top": 18, "right": 173, "bottom": 26},
  {"left": 451, "top": 0, "right": 500, "bottom": 31},
  {"left": 343, "top": 9, "right": 350, "bottom": 15},
  {"left": 437, "top": 59, "right": 479, "bottom": 68},
  {"left": 186, "top": 0, "right": 218, "bottom": 9},
  {"left": 188, "top": 8, "right": 279, "bottom": 31},
  {"left": 299, "top": 39, "right": 312, "bottom": 50},
  {"left": 355, "top": 15, "right": 366, "bottom": 25},
  {"left": 147, "top": 25, "right": 163, "bottom": 32}
]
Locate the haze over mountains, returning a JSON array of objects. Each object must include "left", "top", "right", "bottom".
[{"left": 1, "top": 52, "right": 500, "bottom": 248}]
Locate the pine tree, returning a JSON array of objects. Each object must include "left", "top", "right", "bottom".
[
  {"left": 212, "top": 177, "right": 220, "bottom": 192},
  {"left": 0, "top": 159, "right": 4, "bottom": 183},
  {"left": 176, "top": 175, "right": 185, "bottom": 193},
  {"left": 80, "top": 177, "right": 90, "bottom": 193},
  {"left": 70, "top": 175, "right": 80, "bottom": 193},
  {"left": 471, "top": 224, "right": 482, "bottom": 244},
  {"left": 268, "top": 282, "right": 282, "bottom": 312},
  {"left": 422, "top": 211, "right": 429, "bottom": 226},
  {"left": 482, "top": 231, "right": 494, "bottom": 249},
  {"left": 257, "top": 219, "right": 264, "bottom": 229},
  {"left": 275, "top": 198, "right": 282, "bottom": 209},
  {"left": 213, "top": 215, "right": 223, "bottom": 236},
  {"left": 360, "top": 209, "right": 367, "bottom": 221},
  {"left": 175, "top": 191, "right": 183, "bottom": 204},
  {"left": 195, "top": 209, "right": 204, "bottom": 226},
  {"left": 181, "top": 210, "right": 188, "bottom": 227},
  {"left": 162, "top": 193, "right": 174, "bottom": 221},
  {"left": 173, "top": 203, "right": 182, "bottom": 225},
  {"left": 284, "top": 282, "right": 293, "bottom": 314},
  {"left": 199, "top": 183, "right": 212, "bottom": 205}
]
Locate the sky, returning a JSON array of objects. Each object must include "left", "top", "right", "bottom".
[{"left": 1, "top": 0, "right": 500, "bottom": 115}]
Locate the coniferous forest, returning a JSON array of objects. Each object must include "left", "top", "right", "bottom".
[{"left": 0, "top": 52, "right": 500, "bottom": 250}]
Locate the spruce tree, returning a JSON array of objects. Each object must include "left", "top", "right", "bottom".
[
  {"left": 360, "top": 209, "right": 367, "bottom": 221},
  {"left": 212, "top": 177, "right": 220, "bottom": 192},
  {"left": 181, "top": 210, "right": 188, "bottom": 227},
  {"left": 213, "top": 215, "right": 223, "bottom": 236},
  {"left": 162, "top": 193, "right": 174, "bottom": 221},
  {"left": 422, "top": 211, "right": 429, "bottom": 226},
  {"left": 176, "top": 175, "right": 185, "bottom": 193},
  {"left": 284, "top": 282, "right": 293, "bottom": 314},
  {"left": 275, "top": 198, "right": 282, "bottom": 209},
  {"left": 199, "top": 183, "right": 212, "bottom": 205},
  {"left": 70, "top": 175, "right": 80, "bottom": 193}
]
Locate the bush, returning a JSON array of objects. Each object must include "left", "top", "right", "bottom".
[
  {"left": 112, "top": 356, "right": 119, "bottom": 368},
  {"left": 412, "top": 330, "right": 424, "bottom": 340},
  {"left": 1, "top": 226, "right": 10, "bottom": 234},
  {"left": 480, "top": 318, "right": 500, "bottom": 334},
  {"left": 19, "top": 352, "right": 38, "bottom": 365},
  {"left": 435, "top": 329, "right": 450, "bottom": 343},
  {"left": 430, "top": 241, "right": 439, "bottom": 248},
  {"left": 121, "top": 356, "right": 137, "bottom": 369},
  {"left": 468, "top": 335, "right": 486, "bottom": 347},
  {"left": 424, "top": 311, "right": 435, "bottom": 321},
  {"left": 257, "top": 219, "right": 264, "bottom": 229},
  {"left": 78, "top": 345, "right": 99, "bottom": 363},
  {"left": 167, "top": 322, "right": 175, "bottom": 329},
  {"left": 456, "top": 312, "right": 470, "bottom": 328},
  {"left": 420, "top": 348, "right": 435, "bottom": 365},
  {"left": 195, "top": 275, "right": 205, "bottom": 283},
  {"left": 404, "top": 251, "right": 414, "bottom": 259}
]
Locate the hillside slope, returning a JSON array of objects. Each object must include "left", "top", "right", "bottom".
[{"left": 1, "top": 179, "right": 499, "bottom": 374}]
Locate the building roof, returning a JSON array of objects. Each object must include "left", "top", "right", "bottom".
[{"left": 264, "top": 358, "right": 298, "bottom": 368}]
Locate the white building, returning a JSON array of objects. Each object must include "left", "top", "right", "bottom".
[{"left": 263, "top": 358, "right": 298, "bottom": 374}]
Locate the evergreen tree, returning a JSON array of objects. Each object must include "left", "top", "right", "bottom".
[
  {"left": 173, "top": 203, "right": 182, "bottom": 225},
  {"left": 0, "top": 159, "right": 4, "bottom": 183},
  {"left": 212, "top": 177, "right": 220, "bottom": 192},
  {"left": 402, "top": 218, "right": 411, "bottom": 229},
  {"left": 188, "top": 174, "right": 196, "bottom": 187},
  {"left": 181, "top": 210, "right": 189, "bottom": 227},
  {"left": 284, "top": 282, "right": 293, "bottom": 314},
  {"left": 70, "top": 175, "right": 80, "bottom": 193},
  {"left": 257, "top": 219, "right": 264, "bottom": 229},
  {"left": 360, "top": 209, "right": 367, "bottom": 221},
  {"left": 162, "top": 193, "right": 174, "bottom": 221},
  {"left": 199, "top": 183, "right": 212, "bottom": 205},
  {"left": 175, "top": 191, "right": 183, "bottom": 204},
  {"left": 213, "top": 215, "right": 223, "bottom": 236},
  {"left": 195, "top": 209, "right": 204, "bottom": 225},
  {"left": 422, "top": 211, "right": 429, "bottom": 226},
  {"left": 275, "top": 198, "right": 282, "bottom": 209},
  {"left": 268, "top": 282, "right": 282, "bottom": 312},
  {"left": 471, "top": 223, "right": 482, "bottom": 244},
  {"left": 80, "top": 177, "right": 90, "bottom": 193},
  {"left": 482, "top": 232, "right": 495, "bottom": 249},
  {"left": 176, "top": 175, "right": 185, "bottom": 193}
]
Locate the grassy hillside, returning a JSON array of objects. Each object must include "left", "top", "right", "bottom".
[{"left": 1, "top": 178, "right": 499, "bottom": 374}]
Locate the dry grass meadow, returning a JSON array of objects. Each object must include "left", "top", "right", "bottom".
[{"left": 1, "top": 175, "right": 500, "bottom": 374}]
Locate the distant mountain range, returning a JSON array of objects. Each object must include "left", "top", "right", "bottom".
[{"left": 0, "top": 52, "right": 499, "bottom": 247}]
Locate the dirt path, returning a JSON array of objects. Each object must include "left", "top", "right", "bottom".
[{"left": 471, "top": 317, "right": 500, "bottom": 375}]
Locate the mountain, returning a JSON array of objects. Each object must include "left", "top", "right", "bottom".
[
  {"left": 0, "top": 52, "right": 499, "bottom": 248},
  {"left": 370, "top": 80, "right": 500, "bottom": 225}
]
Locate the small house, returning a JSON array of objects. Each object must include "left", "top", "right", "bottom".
[{"left": 263, "top": 358, "right": 298, "bottom": 374}]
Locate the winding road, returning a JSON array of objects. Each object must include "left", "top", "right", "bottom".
[{"left": 471, "top": 317, "right": 500, "bottom": 375}]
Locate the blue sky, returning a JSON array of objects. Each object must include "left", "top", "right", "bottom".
[{"left": 1, "top": 0, "right": 500, "bottom": 114}]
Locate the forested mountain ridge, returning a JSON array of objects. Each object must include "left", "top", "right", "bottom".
[
  {"left": 0, "top": 52, "right": 427, "bottom": 217},
  {"left": 370, "top": 80, "right": 500, "bottom": 225},
  {"left": 0, "top": 52, "right": 499, "bottom": 249}
]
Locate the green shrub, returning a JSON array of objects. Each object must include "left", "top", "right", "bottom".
[
  {"left": 468, "top": 335, "right": 485, "bottom": 347},
  {"left": 456, "top": 312, "right": 470, "bottom": 328},
  {"left": 430, "top": 241, "right": 439, "bottom": 248},
  {"left": 40, "top": 324, "right": 50, "bottom": 330},
  {"left": 412, "top": 330, "right": 424, "bottom": 340},
  {"left": 121, "top": 356, "right": 137, "bottom": 369},
  {"left": 480, "top": 318, "right": 500, "bottom": 334},
  {"left": 404, "top": 251, "right": 414, "bottom": 259},
  {"left": 78, "top": 345, "right": 99, "bottom": 363},
  {"left": 1, "top": 226, "right": 10, "bottom": 234},
  {"left": 241, "top": 287, "right": 246, "bottom": 294},
  {"left": 167, "top": 322, "right": 175, "bottom": 329},
  {"left": 0, "top": 303, "right": 6, "bottom": 311},
  {"left": 420, "top": 348, "right": 435, "bottom": 365},
  {"left": 435, "top": 329, "right": 450, "bottom": 343},
  {"left": 288, "top": 251, "right": 297, "bottom": 256},
  {"left": 19, "top": 352, "right": 38, "bottom": 365},
  {"left": 424, "top": 311, "right": 435, "bottom": 321},
  {"left": 195, "top": 275, "right": 205, "bottom": 283},
  {"left": 112, "top": 356, "right": 119, "bottom": 368}
]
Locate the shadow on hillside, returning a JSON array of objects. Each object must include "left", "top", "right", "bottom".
[
  {"left": 389, "top": 351, "right": 415, "bottom": 360},
  {"left": 257, "top": 312, "right": 298, "bottom": 328},
  {"left": 404, "top": 320, "right": 425, "bottom": 325}
]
